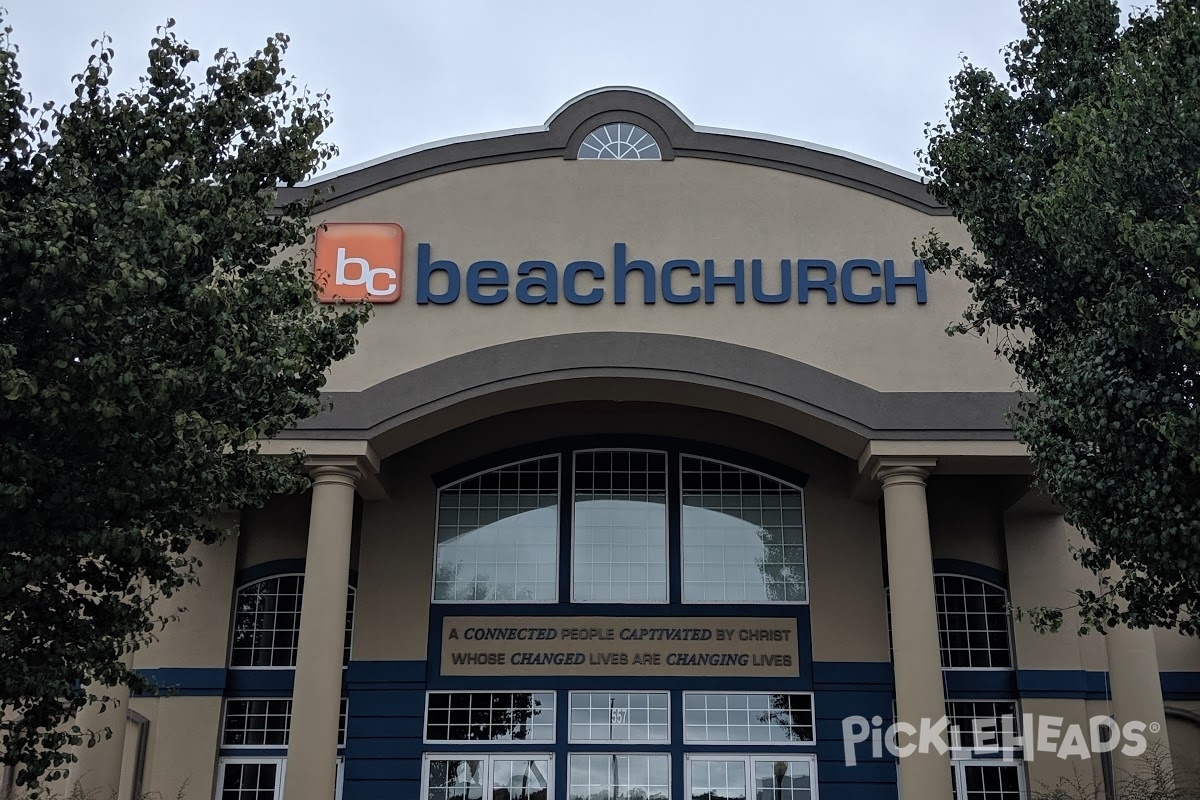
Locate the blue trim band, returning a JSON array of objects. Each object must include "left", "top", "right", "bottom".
[
  {"left": 1161, "top": 672, "right": 1200, "bottom": 701},
  {"left": 134, "top": 667, "right": 226, "bottom": 696}
]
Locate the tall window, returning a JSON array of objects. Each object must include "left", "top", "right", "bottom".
[
  {"left": 229, "top": 575, "right": 355, "bottom": 668},
  {"left": 434, "top": 456, "right": 560, "bottom": 602},
  {"left": 935, "top": 575, "right": 1013, "bottom": 669},
  {"left": 572, "top": 450, "right": 668, "bottom": 603},
  {"left": 681, "top": 457, "right": 807, "bottom": 603}
]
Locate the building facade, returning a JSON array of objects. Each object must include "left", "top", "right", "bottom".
[{"left": 60, "top": 88, "right": 1199, "bottom": 800}]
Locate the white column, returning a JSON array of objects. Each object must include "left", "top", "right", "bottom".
[
  {"left": 283, "top": 465, "right": 358, "bottom": 800},
  {"left": 1106, "top": 624, "right": 1171, "bottom": 777},
  {"left": 875, "top": 459, "right": 953, "bottom": 800}
]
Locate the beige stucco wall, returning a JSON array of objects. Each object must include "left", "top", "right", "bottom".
[
  {"left": 238, "top": 493, "right": 313, "bottom": 572},
  {"left": 128, "top": 696, "right": 221, "bottom": 800},
  {"left": 928, "top": 476, "right": 1010, "bottom": 573},
  {"left": 313, "top": 157, "right": 1017, "bottom": 396}
]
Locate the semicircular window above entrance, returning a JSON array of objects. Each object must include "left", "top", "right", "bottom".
[
  {"left": 431, "top": 445, "right": 808, "bottom": 605},
  {"left": 577, "top": 123, "right": 662, "bottom": 160}
]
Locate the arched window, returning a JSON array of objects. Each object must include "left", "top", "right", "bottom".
[
  {"left": 935, "top": 574, "right": 1012, "bottom": 669},
  {"left": 577, "top": 123, "right": 661, "bottom": 160},
  {"left": 680, "top": 455, "right": 807, "bottom": 603},
  {"left": 433, "top": 456, "right": 561, "bottom": 602},
  {"left": 229, "top": 574, "right": 356, "bottom": 668}
]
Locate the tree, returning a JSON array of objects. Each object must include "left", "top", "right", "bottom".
[
  {"left": 918, "top": 0, "right": 1200, "bottom": 635},
  {"left": 0, "top": 18, "right": 369, "bottom": 790}
]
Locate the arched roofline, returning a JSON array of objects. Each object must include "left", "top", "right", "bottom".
[
  {"left": 276, "top": 87, "right": 950, "bottom": 215},
  {"left": 289, "top": 332, "right": 1015, "bottom": 460}
]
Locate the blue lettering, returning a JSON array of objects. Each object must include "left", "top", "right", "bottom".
[
  {"left": 704, "top": 259, "right": 745, "bottom": 304},
  {"left": 798, "top": 259, "right": 837, "bottom": 304},
  {"left": 840, "top": 259, "right": 882, "bottom": 304},
  {"left": 661, "top": 259, "right": 700, "bottom": 304},
  {"left": 515, "top": 260, "right": 558, "bottom": 304},
  {"left": 613, "top": 243, "right": 656, "bottom": 304},
  {"left": 564, "top": 261, "right": 604, "bottom": 305},
  {"left": 884, "top": 259, "right": 928, "bottom": 304},
  {"left": 416, "top": 243, "right": 460, "bottom": 304},
  {"left": 466, "top": 260, "right": 509, "bottom": 304},
  {"left": 752, "top": 259, "right": 791, "bottom": 303}
]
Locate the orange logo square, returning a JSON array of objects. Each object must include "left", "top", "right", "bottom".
[{"left": 314, "top": 222, "right": 404, "bottom": 303}]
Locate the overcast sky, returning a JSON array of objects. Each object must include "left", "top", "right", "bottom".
[{"left": 8, "top": 2, "right": 1055, "bottom": 177}]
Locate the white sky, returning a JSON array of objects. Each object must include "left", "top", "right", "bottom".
[{"left": 6, "top": 1, "right": 1079, "bottom": 177}]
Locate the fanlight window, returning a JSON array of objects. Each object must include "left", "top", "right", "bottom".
[
  {"left": 229, "top": 575, "right": 355, "bottom": 668},
  {"left": 577, "top": 123, "right": 661, "bottom": 160}
]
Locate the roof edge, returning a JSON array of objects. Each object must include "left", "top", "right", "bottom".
[{"left": 277, "top": 87, "right": 948, "bottom": 215}]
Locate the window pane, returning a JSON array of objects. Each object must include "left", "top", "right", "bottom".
[
  {"left": 958, "top": 764, "right": 1023, "bottom": 800},
  {"left": 568, "top": 754, "right": 669, "bottom": 800},
  {"left": 573, "top": 451, "right": 668, "bottom": 602},
  {"left": 230, "top": 577, "right": 354, "bottom": 667},
  {"left": 427, "top": 759, "right": 485, "bottom": 800},
  {"left": 492, "top": 759, "right": 550, "bottom": 800},
  {"left": 934, "top": 576, "right": 1012, "bottom": 669},
  {"left": 683, "top": 693, "right": 814, "bottom": 744},
  {"left": 681, "top": 456, "right": 806, "bottom": 603},
  {"left": 945, "top": 700, "right": 1020, "bottom": 753},
  {"left": 690, "top": 759, "right": 748, "bottom": 800},
  {"left": 569, "top": 692, "right": 670, "bottom": 742},
  {"left": 221, "top": 698, "right": 349, "bottom": 748},
  {"left": 425, "top": 692, "right": 555, "bottom": 743},
  {"left": 752, "top": 759, "right": 813, "bottom": 800},
  {"left": 220, "top": 762, "right": 278, "bottom": 800},
  {"left": 435, "top": 456, "right": 559, "bottom": 603}
]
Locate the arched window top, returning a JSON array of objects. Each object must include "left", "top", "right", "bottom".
[
  {"left": 577, "top": 123, "right": 661, "bottom": 160},
  {"left": 934, "top": 573, "right": 1012, "bottom": 670},
  {"left": 434, "top": 455, "right": 561, "bottom": 603},
  {"left": 230, "top": 574, "right": 356, "bottom": 668}
]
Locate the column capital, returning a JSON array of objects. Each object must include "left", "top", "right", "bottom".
[
  {"left": 306, "top": 462, "right": 361, "bottom": 489},
  {"left": 871, "top": 457, "right": 938, "bottom": 487}
]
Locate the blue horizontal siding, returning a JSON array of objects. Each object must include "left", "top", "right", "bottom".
[{"left": 343, "top": 661, "right": 426, "bottom": 800}]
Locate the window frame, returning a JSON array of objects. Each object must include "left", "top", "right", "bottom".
[
  {"left": 934, "top": 574, "right": 1015, "bottom": 672},
  {"left": 576, "top": 122, "right": 662, "bottom": 161},
  {"left": 681, "top": 691, "right": 816, "bottom": 746},
  {"left": 431, "top": 454, "right": 563, "bottom": 605},
  {"left": 227, "top": 574, "right": 356, "bottom": 670},
  {"left": 566, "top": 752, "right": 671, "bottom": 800},
  {"left": 950, "top": 758, "right": 1027, "bottom": 800},
  {"left": 684, "top": 753, "right": 820, "bottom": 800},
  {"left": 566, "top": 690, "right": 672, "bottom": 745},
  {"left": 945, "top": 698, "right": 1023, "bottom": 760},
  {"left": 219, "top": 697, "right": 349, "bottom": 750},
  {"left": 679, "top": 453, "right": 810, "bottom": 606},
  {"left": 419, "top": 753, "right": 554, "bottom": 800},
  {"left": 214, "top": 756, "right": 287, "bottom": 800},
  {"left": 421, "top": 690, "right": 557, "bottom": 745},
  {"left": 569, "top": 448, "right": 671, "bottom": 605}
]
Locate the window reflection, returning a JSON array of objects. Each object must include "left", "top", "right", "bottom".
[
  {"left": 568, "top": 754, "right": 670, "bottom": 800},
  {"left": 434, "top": 457, "right": 560, "bottom": 603},
  {"left": 681, "top": 457, "right": 807, "bottom": 603},
  {"left": 572, "top": 451, "right": 668, "bottom": 603}
]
